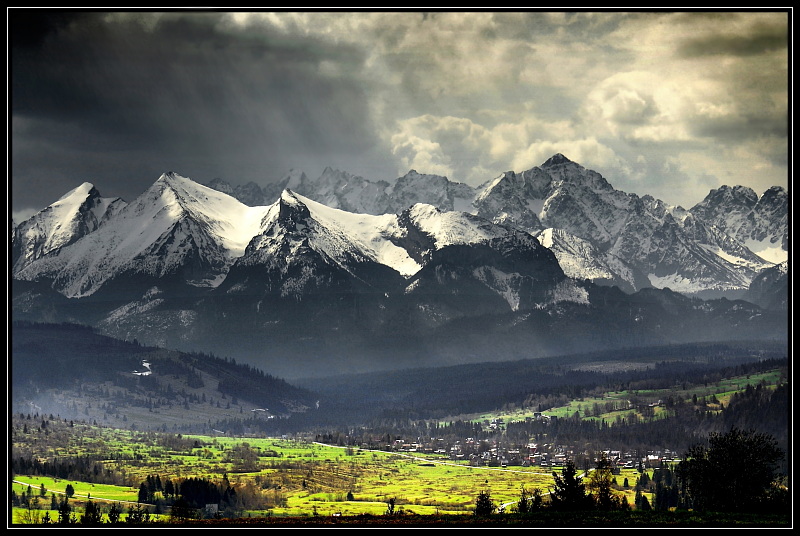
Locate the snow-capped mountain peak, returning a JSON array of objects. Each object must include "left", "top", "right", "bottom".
[
  {"left": 131, "top": 172, "right": 270, "bottom": 258},
  {"left": 270, "top": 188, "right": 422, "bottom": 277},
  {"left": 11, "top": 159, "right": 788, "bottom": 378},
  {"left": 541, "top": 153, "right": 574, "bottom": 167},
  {"left": 11, "top": 181, "right": 126, "bottom": 272},
  {"left": 690, "top": 184, "right": 788, "bottom": 264},
  {"left": 14, "top": 173, "right": 273, "bottom": 297},
  {"left": 14, "top": 155, "right": 787, "bottom": 305}
]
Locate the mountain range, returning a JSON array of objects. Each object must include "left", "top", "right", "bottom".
[{"left": 11, "top": 155, "right": 788, "bottom": 379}]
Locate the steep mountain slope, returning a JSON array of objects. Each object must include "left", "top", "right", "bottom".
[
  {"left": 13, "top": 173, "right": 272, "bottom": 299},
  {"left": 74, "top": 188, "right": 571, "bottom": 376},
  {"left": 535, "top": 227, "right": 648, "bottom": 293},
  {"left": 742, "top": 261, "right": 789, "bottom": 311},
  {"left": 11, "top": 182, "right": 126, "bottom": 273},
  {"left": 207, "top": 154, "right": 780, "bottom": 298},
  {"left": 472, "top": 154, "right": 773, "bottom": 297},
  {"left": 690, "top": 185, "right": 788, "bottom": 264}
]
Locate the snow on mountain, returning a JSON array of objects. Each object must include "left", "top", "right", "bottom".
[
  {"left": 10, "top": 165, "right": 788, "bottom": 378},
  {"left": 11, "top": 182, "right": 126, "bottom": 272},
  {"left": 473, "top": 154, "right": 774, "bottom": 296},
  {"left": 401, "top": 228, "right": 567, "bottom": 320},
  {"left": 235, "top": 189, "right": 528, "bottom": 286},
  {"left": 690, "top": 185, "right": 788, "bottom": 264},
  {"left": 202, "top": 153, "right": 785, "bottom": 299},
  {"left": 611, "top": 195, "right": 769, "bottom": 296},
  {"left": 474, "top": 168, "right": 548, "bottom": 232},
  {"left": 536, "top": 227, "right": 646, "bottom": 293},
  {"left": 403, "top": 203, "right": 514, "bottom": 252},
  {"left": 14, "top": 154, "right": 787, "bottom": 307},
  {"left": 237, "top": 189, "right": 420, "bottom": 280},
  {"left": 474, "top": 155, "right": 639, "bottom": 248},
  {"left": 14, "top": 170, "right": 540, "bottom": 304},
  {"left": 387, "top": 170, "right": 476, "bottom": 214},
  {"left": 14, "top": 173, "right": 272, "bottom": 298}
]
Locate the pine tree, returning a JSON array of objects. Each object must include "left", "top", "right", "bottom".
[
  {"left": 126, "top": 504, "right": 151, "bottom": 524},
  {"left": 474, "top": 489, "right": 495, "bottom": 516},
  {"left": 57, "top": 499, "right": 73, "bottom": 525},
  {"left": 677, "top": 428, "right": 784, "bottom": 513},
  {"left": 588, "top": 454, "right": 629, "bottom": 511},
  {"left": 108, "top": 503, "right": 123, "bottom": 524},
  {"left": 549, "top": 460, "right": 593, "bottom": 511},
  {"left": 81, "top": 501, "right": 103, "bottom": 524}
]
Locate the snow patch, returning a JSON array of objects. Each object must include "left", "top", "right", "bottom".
[
  {"left": 404, "top": 279, "right": 421, "bottom": 294},
  {"left": 647, "top": 273, "right": 709, "bottom": 293},
  {"left": 546, "top": 279, "right": 589, "bottom": 305},
  {"left": 132, "top": 360, "right": 152, "bottom": 376},
  {"left": 472, "top": 266, "right": 521, "bottom": 311},
  {"left": 288, "top": 192, "right": 423, "bottom": 277}
]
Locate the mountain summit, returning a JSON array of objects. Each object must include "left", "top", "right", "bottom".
[
  {"left": 205, "top": 154, "right": 783, "bottom": 299},
  {"left": 11, "top": 182, "right": 126, "bottom": 273},
  {"left": 690, "top": 185, "right": 788, "bottom": 264},
  {"left": 541, "top": 153, "right": 575, "bottom": 167},
  {"left": 14, "top": 173, "right": 272, "bottom": 298},
  {"left": 11, "top": 158, "right": 787, "bottom": 377}
]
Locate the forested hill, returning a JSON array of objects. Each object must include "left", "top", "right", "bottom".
[
  {"left": 297, "top": 341, "right": 788, "bottom": 420},
  {"left": 10, "top": 321, "right": 318, "bottom": 432}
]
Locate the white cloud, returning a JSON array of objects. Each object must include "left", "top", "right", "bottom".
[
  {"left": 390, "top": 133, "right": 453, "bottom": 178},
  {"left": 510, "top": 139, "right": 629, "bottom": 179},
  {"left": 386, "top": 112, "right": 631, "bottom": 188}
]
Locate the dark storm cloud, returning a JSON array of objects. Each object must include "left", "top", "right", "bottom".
[
  {"left": 10, "top": 11, "right": 382, "bottom": 214},
  {"left": 689, "top": 113, "right": 788, "bottom": 143},
  {"left": 9, "top": 10, "right": 790, "bottom": 218},
  {"left": 677, "top": 20, "right": 788, "bottom": 58}
]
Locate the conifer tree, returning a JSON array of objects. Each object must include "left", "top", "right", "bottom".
[
  {"left": 474, "top": 489, "right": 495, "bottom": 516},
  {"left": 677, "top": 428, "right": 784, "bottom": 512},
  {"left": 80, "top": 501, "right": 103, "bottom": 525},
  {"left": 549, "top": 460, "right": 593, "bottom": 511}
]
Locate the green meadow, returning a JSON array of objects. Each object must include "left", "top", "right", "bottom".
[{"left": 11, "top": 428, "right": 651, "bottom": 520}]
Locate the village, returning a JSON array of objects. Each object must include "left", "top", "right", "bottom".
[{"left": 376, "top": 414, "right": 682, "bottom": 473}]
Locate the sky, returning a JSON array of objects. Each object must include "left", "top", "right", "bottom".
[{"left": 9, "top": 10, "right": 791, "bottom": 222}]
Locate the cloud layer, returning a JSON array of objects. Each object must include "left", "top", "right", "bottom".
[{"left": 10, "top": 11, "right": 789, "bottom": 220}]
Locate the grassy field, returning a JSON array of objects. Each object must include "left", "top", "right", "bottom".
[{"left": 11, "top": 431, "right": 652, "bottom": 522}]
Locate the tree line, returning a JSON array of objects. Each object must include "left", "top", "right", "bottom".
[{"left": 475, "top": 428, "right": 788, "bottom": 517}]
